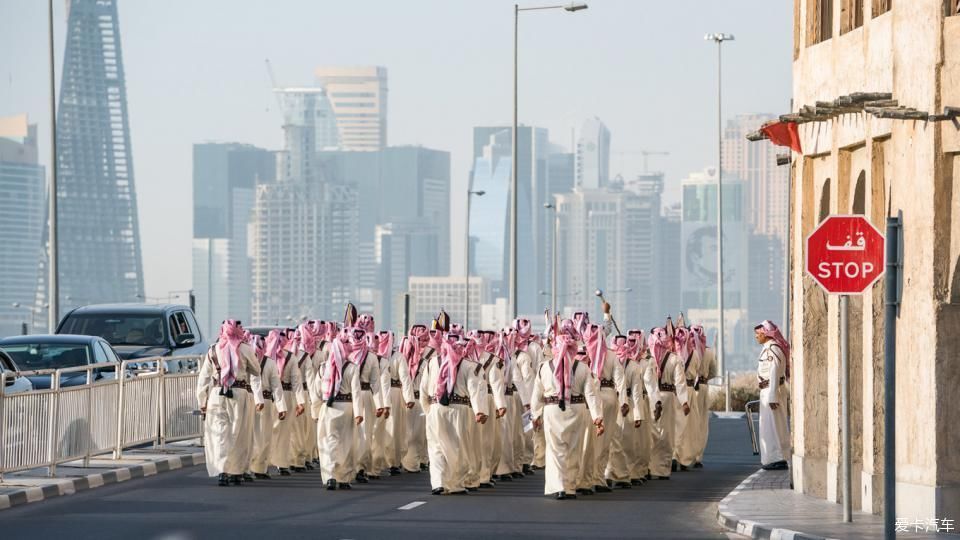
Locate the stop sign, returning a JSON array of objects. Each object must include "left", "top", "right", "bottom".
[{"left": 806, "top": 215, "right": 885, "bottom": 294}]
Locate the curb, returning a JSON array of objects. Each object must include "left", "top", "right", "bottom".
[
  {"left": 0, "top": 452, "right": 205, "bottom": 511},
  {"left": 717, "top": 469, "right": 834, "bottom": 540}
]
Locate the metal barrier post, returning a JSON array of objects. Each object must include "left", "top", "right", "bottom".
[
  {"left": 46, "top": 370, "right": 60, "bottom": 477},
  {"left": 158, "top": 361, "right": 166, "bottom": 448},
  {"left": 114, "top": 361, "right": 128, "bottom": 460},
  {"left": 0, "top": 372, "right": 6, "bottom": 481},
  {"left": 744, "top": 400, "right": 760, "bottom": 455},
  {"left": 83, "top": 366, "right": 93, "bottom": 467}
]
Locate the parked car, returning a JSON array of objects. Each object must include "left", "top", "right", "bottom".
[
  {"left": 0, "top": 348, "right": 32, "bottom": 394},
  {"left": 56, "top": 304, "right": 208, "bottom": 372},
  {"left": 0, "top": 334, "right": 120, "bottom": 389},
  {"left": 246, "top": 326, "right": 285, "bottom": 338}
]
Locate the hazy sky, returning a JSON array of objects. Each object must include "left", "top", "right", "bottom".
[{"left": 0, "top": 0, "right": 792, "bottom": 299}]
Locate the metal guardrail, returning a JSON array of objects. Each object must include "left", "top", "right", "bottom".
[
  {"left": 0, "top": 355, "right": 203, "bottom": 479},
  {"left": 745, "top": 399, "right": 760, "bottom": 455}
]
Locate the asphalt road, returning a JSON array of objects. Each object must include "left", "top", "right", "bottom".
[{"left": 1, "top": 416, "right": 757, "bottom": 540}]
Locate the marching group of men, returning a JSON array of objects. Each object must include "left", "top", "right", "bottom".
[{"left": 197, "top": 302, "right": 789, "bottom": 500}]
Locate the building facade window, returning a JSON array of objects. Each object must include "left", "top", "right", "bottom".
[
  {"left": 819, "top": 178, "right": 832, "bottom": 222},
  {"left": 872, "top": 0, "right": 891, "bottom": 17},
  {"left": 808, "top": 0, "right": 834, "bottom": 45},
  {"left": 841, "top": 0, "right": 864, "bottom": 34}
]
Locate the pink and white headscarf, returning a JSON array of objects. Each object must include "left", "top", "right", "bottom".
[
  {"left": 573, "top": 312, "right": 590, "bottom": 336},
  {"left": 299, "top": 323, "right": 319, "bottom": 356},
  {"left": 755, "top": 320, "right": 791, "bottom": 379},
  {"left": 324, "top": 328, "right": 353, "bottom": 400},
  {"left": 357, "top": 314, "right": 375, "bottom": 334},
  {"left": 581, "top": 323, "right": 607, "bottom": 377},
  {"left": 511, "top": 318, "right": 537, "bottom": 352},
  {"left": 674, "top": 327, "right": 693, "bottom": 365},
  {"left": 407, "top": 325, "right": 429, "bottom": 379},
  {"left": 551, "top": 319, "right": 580, "bottom": 403},
  {"left": 628, "top": 329, "right": 647, "bottom": 360},
  {"left": 265, "top": 329, "right": 286, "bottom": 374},
  {"left": 378, "top": 331, "right": 394, "bottom": 358},
  {"left": 614, "top": 334, "right": 638, "bottom": 365},
  {"left": 691, "top": 324, "right": 707, "bottom": 359},
  {"left": 435, "top": 338, "right": 474, "bottom": 401},
  {"left": 648, "top": 327, "right": 672, "bottom": 379},
  {"left": 215, "top": 320, "right": 244, "bottom": 388}
]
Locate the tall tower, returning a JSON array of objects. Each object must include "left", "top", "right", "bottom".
[
  {"left": 314, "top": 66, "right": 388, "bottom": 151},
  {"left": 53, "top": 0, "right": 144, "bottom": 311}
]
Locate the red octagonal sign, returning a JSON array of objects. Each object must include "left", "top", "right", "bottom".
[{"left": 806, "top": 215, "right": 885, "bottom": 295}]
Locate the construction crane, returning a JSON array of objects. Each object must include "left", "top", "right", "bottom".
[
  {"left": 612, "top": 149, "right": 671, "bottom": 174},
  {"left": 264, "top": 58, "right": 283, "bottom": 112},
  {"left": 640, "top": 150, "right": 670, "bottom": 172}
]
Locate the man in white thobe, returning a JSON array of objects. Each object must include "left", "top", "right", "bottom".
[
  {"left": 197, "top": 320, "right": 264, "bottom": 486},
  {"left": 530, "top": 319, "right": 604, "bottom": 500},
  {"left": 269, "top": 331, "right": 308, "bottom": 475},
  {"left": 644, "top": 324, "right": 690, "bottom": 479},
  {"left": 692, "top": 324, "right": 717, "bottom": 467},
  {"left": 319, "top": 328, "right": 365, "bottom": 490},
  {"left": 605, "top": 333, "right": 647, "bottom": 488},
  {"left": 674, "top": 325, "right": 702, "bottom": 471},
  {"left": 400, "top": 327, "right": 434, "bottom": 473},
  {"left": 755, "top": 320, "right": 791, "bottom": 470},
  {"left": 248, "top": 335, "right": 286, "bottom": 479}
]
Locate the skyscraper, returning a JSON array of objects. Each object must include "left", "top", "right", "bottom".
[
  {"left": 468, "top": 125, "right": 549, "bottom": 314},
  {"left": 623, "top": 172, "right": 665, "bottom": 329},
  {"left": 375, "top": 220, "right": 442, "bottom": 331},
  {"left": 576, "top": 117, "right": 611, "bottom": 190},
  {"left": 658, "top": 203, "right": 682, "bottom": 321},
  {"left": 0, "top": 116, "right": 45, "bottom": 336},
  {"left": 252, "top": 86, "right": 359, "bottom": 324},
  {"left": 722, "top": 113, "right": 789, "bottom": 239},
  {"left": 314, "top": 66, "right": 388, "bottom": 151},
  {"left": 51, "top": 0, "right": 144, "bottom": 311},
  {"left": 192, "top": 143, "right": 275, "bottom": 338},
  {"left": 554, "top": 185, "right": 648, "bottom": 326}
]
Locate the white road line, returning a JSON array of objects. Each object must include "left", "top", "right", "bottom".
[{"left": 397, "top": 501, "right": 426, "bottom": 511}]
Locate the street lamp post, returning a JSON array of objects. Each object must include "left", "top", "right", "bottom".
[
  {"left": 543, "top": 203, "right": 559, "bottom": 316},
  {"left": 47, "top": 0, "right": 59, "bottom": 330},
  {"left": 465, "top": 190, "right": 485, "bottom": 329},
  {"left": 511, "top": 2, "right": 588, "bottom": 320},
  {"left": 705, "top": 32, "right": 734, "bottom": 412}
]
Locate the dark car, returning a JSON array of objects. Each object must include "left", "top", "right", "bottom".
[
  {"left": 56, "top": 304, "right": 208, "bottom": 372},
  {"left": 0, "top": 334, "right": 120, "bottom": 389},
  {"left": 246, "top": 326, "right": 285, "bottom": 338}
]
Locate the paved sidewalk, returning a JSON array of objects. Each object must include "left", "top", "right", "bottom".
[
  {"left": 0, "top": 440, "right": 204, "bottom": 511},
  {"left": 717, "top": 469, "right": 957, "bottom": 539}
]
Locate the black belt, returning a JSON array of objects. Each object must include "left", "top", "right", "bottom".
[
  {"left": 487, "top": 384, "right": 493, "bottom": 395},
  {"left": 360, "top": 382, "right": 372, "bottom": 391},
  {"left": 262, "top": 390, "right": 274, "bottom": 400},
  {"left": 686, "top": 378, "right": 696, "bottom": 387},
  {"left": 504, "top": 384, "right": 517, "bottom": 396},
  {"left": 218, "top": 380, "right": 251, "bottom": 391},
  {"left": 659, "top": 383, "right": 676, "bottom": 393},
  {"left": 448, "top": 393, "right": 472, "bottom": 406},
  {"left": 331, "top": 393, "right": 353, "bottom": 402},
  {"left": 599, "top": 378, "right": 615, "bottom": 389},
  {"left": 391, "top": 379, "right": 402, "bottom": 388},
  {"left": 759, "top": 377, "right": 785, "bottom": 389},
  {"left": 281, "top": 382, "right": 293, "bottom": 391},
  {"left": 414, "top": 390, "right": 420, "bottom": 399},
  {"left": 544, "top": 395, "right": 585, "bottom": 405},
  {"left": 302, "top": 382, "right": 308, "bottom": 391}
]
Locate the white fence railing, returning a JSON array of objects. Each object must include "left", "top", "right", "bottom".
[{"left": 0, "top": 356, "right": 203, "bottom": 480}]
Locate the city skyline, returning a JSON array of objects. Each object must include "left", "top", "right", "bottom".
[{"left": 0, "top": 0, "right": 792, "bottom": 301}]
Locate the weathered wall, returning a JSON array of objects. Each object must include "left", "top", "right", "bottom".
[{"left": 790, "top": 0, "right": 960, "bottom": 519}]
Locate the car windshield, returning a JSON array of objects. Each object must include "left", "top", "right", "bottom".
[
  {"left": 59, "top": 314, "right": 166, "bottom": 346},
  {"left": 1, "top": 344, "right": 90, "bottom": 370}
]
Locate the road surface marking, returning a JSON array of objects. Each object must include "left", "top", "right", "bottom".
[{"left": 397, "top": 501, "right": 426, "bottom": 510}]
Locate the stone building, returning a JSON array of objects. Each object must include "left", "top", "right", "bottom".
[{"left": 785, "top": 0, "right": 960, "bottom": 520}]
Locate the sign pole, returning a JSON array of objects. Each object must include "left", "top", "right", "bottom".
[
  {"left": 883, "top": 216, "right": 901, "bottom": 539},
  {"left": 840, "top": 294, "right": 852, "bottom": 522}
]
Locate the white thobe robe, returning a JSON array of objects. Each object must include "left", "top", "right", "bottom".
[
  {"left": 419, "top": 352, "right": 487, "bottom": 493},
  {"left": 496, "top": 354, "right": 522, "bottom": 477},
  {"left": 758, "top": 342, "right": 791, "bottom": 466},
  {"left": 477, "top": 353, "right": 507, "bottom": 485},
  {"left": 197, "top": 343, "right": 264, "bottom": 476},
  {"left": 530, "top": 358, "right": 602, "bottom": 496},
  {"left": 269, "top": 353, "right": 308, "bottom": 469},
  {"left": 318, "top": 360, "right": 364, "bottom": 483},
  {"left": 400, "top": 347, "right": 433, "bottom": 472},
  {"left": 515, "top": 344, "right": 540, "bottom": 467},
  {"left": 581, "top": 350, "right": 626, "bottom": 488},
  {"left": 631, "top": 355, "right": 654, "bottom": 479},
  {"left": 644, "top": 352, "right": 689, "bottom": 478},
  {"left": 295, "top": 350, "right": 321, "bottom": 464},
  {"left": 371, "top": 353, "right": 392, "bottom": 474},
  {"left": 675, "top": 348, "right": 702, "bottom": 467},
  {"left": 532, "top": 346, "right": 551, "bottom": 468},
  {"left": 250, "top": 356, "right": 286, "bottom": 474},
  {"left": 606, "top": 357, "right": 646, "bottom": 482},
  {"left": 354, "top": 352, "right": 383, "bottom": 475},
  {"left": 695, "top": 348, "right": 717, "bottom": 463},
  {"left": 380, "top": 352, "right": 406, "bottom": 470}
]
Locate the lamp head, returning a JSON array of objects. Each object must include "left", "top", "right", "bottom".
[{"left": 564, "top": 2, "right": 588, "bottom": 12}]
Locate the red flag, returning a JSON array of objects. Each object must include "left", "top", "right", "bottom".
[{"left": 760, "top": 121, "right": 802, "bottom": 153}]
